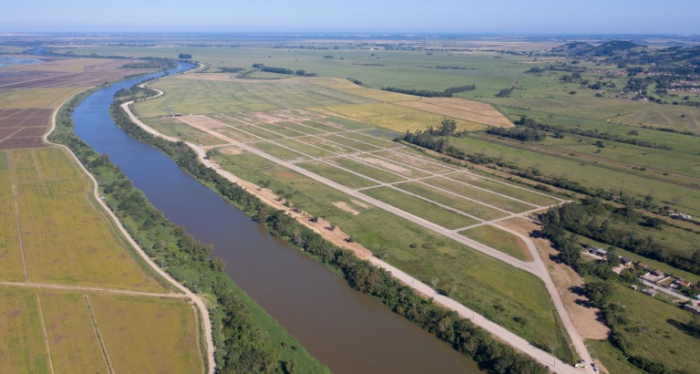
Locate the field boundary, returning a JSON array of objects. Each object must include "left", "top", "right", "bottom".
[
  {"left": 6, "top": 152, "right": 29, "bottom": 281},
  {"left": 83, "top": 294, "right": 115, "bottom": 374},
  {"left": 35, "top": 295, "right": 55, "bottom": 374}
]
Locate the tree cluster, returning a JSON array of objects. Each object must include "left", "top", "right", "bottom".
[{"left": 542, "top": 198, "right": 700, "bottom": 275}]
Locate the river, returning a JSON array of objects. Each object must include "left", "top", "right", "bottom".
[{"left": 71, "top": 63, "right": 481, "bottom": 374}]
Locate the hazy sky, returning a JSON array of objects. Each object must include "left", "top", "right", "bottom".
[{"left": 3, "top": 0, "right": 699, "bottom": 34}]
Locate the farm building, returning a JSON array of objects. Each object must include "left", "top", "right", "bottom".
[
  {"left": 589, "top": 247, "right": 608, "bottom": 257},
  {"left": 620, "top": 257, "right": 632, "bottom": 265},
  {"left": 642, "top": 288, "right": 658, "bottom": 297}
]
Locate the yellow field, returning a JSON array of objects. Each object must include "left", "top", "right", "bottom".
[
  {"left": 395, "top": 98, "right": 514, "bottom": 127},
  {"left": 11, "top": 148, "right": 165, "bottom": 292},
  {"left": 4, "top": 58, "right": 112, "bottom": 73},
  {"left": 88, "top": 293, "right": 203, "bottom": 374},
  {"left": 0, "top": 287, "right": 50, "bottom": 374},
  {"left": 314, "top": 102, "right": 488, "bottom": 132},
  {"left": 310, "top": 78, "right": 419, "bottom": 102},
  {"left": 0, "top": 87, "right": 84, "bottom": 109},
  {"left": 0, "top": 152, "right": 25, "bottom": 281},
  {"left": 38, "top": 291, "right": 107, "bottom": 373}
]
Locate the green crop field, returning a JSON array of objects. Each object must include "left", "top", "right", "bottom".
[
  {"left": 87, "top": 293, "right": 203, "bottom": 374},
  {"left": 0, "top": 151, "right": 25, "bottom": 281},
  {"left": 11, "top": 148, "right": 166, "bottom": 292},
  {"left": 460, "top": 225, "right": 530, "bottom": 261},
  {"left": 0, "top": 287, "right": 50, "bottom": 374}
]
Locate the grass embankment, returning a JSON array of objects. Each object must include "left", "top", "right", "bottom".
[
  {"left": 114, "top": 87, "right": 554, "bottom": 372},
  {"left": 51, "top": 88, "right": 328, "bottom": 374},
  {"left": 212, "top": 149, "right": 575, "bottom": 362}
]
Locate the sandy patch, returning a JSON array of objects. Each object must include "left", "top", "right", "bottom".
[
  {"left": 499, "top": 218, "right": 610, "bottom": 340},
  {"left": 219, "top": 146, "right": 244, "bottom": 155},
  {"left": 333, "top": 201, "right": 360, "bottom": 216},
  {"left": 351, "top": 199, "right": 372, "bottom": 209}
]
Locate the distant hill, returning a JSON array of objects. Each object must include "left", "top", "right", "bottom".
[{"left": 551, "top": 40, "right": 645, "bottom": 57}]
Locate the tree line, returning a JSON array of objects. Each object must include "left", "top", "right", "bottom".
[
  {"left": 104, "top": 91, "right": 548, "bottom": 373},
  {"left": 381, "top": 84, "right": 475, "bottom": 98},
  {"left": 513, "top": 116, "right": 672, "bottom": 150},
  {"left": 252, "top": 63, "right": 316, "bottom": 77}
]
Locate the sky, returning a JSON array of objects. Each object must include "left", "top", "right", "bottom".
[{"left": 3, "top": 0, "right": 699, "bottom": 34}]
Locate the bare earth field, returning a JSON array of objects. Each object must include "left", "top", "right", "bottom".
[{"left": 0, "top": 57, "right": 151, "bottom": 149}]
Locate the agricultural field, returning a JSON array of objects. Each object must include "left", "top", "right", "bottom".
[
  {"left": 0, "top": 287, "right": 204, "bottom": 374},
  {"left": 87, "top": 293, "right": 203, "bottom": 374},
  {"left": 11, "top": 148, "right": 166, "bottom": 291},
  {"left": 0, "top": 287, "right": 49, "bottom": 374},
  {"left": 0, "top": 151, "right": 25, "bottom": 281},
  {"left": 167, "top": 102, "right": 576, "bottom": 359},
  {"left": 460, "top": 225, "right": 531, "bottom": 261}
]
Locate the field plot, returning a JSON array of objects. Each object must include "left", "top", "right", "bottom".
[
  {"left": 276, "top": 138, "right": 338, "bottom": 158},
  {"left": 377, "top": 149, "right": 456, "bottom": 174},
  {"left": 37, "top": 292, "right": 107, "bottom": 373},
  {"left": 143, "top": 117, "right": 224, "bottom": 146},
  {"left": 251, "top": 141, "right": 310, "bottom": 162},
  {"left": 394, "top": 181, "right": 507, "bottom": 221},
  {"left": 87, "top": 293, "right": 203, "bottom": 374},
  {"left": 363, "top": 186, "right": 478, "bottom": 229},
  {"left": 296, "top": 136, "right": 356, "bottom": 154},
  {"left": 317, "top": 102, "right": 486, "bottom": 132},
  {"left": 449, "top": 172, "right": 558, "bottom": 206},
  {"left": 395, "top": 97, "right": 513, "bottom": 127},
  {"left": 0, "top": 108, "right": 53, "bottom": 150},
  {"left": 299, "top": 161, "right": 379, "bottom": 189},
  {"left": 423, "top": 176, "right": 536, "bottom": 213},
  {"left": 460, "top": 225, "right": 531, "bottom": 261},
  {"left": 0, "top": 287, "right": 49, "bottom": 374},
  {"left": 332, "top": 157, "right": 407, "bottom": 183},
  {"left": 11, "top": 148, "right": 165, "bottom": 292},
  {"left": 0, "top": 151, "right": 25, "bottom": 281},
  {"left": 354, "top": 154, "right": 431, "bottom": 178}
]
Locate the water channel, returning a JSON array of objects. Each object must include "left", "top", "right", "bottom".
[{"left": 72, "top": 63, "right": 481, "bottom": 373}]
